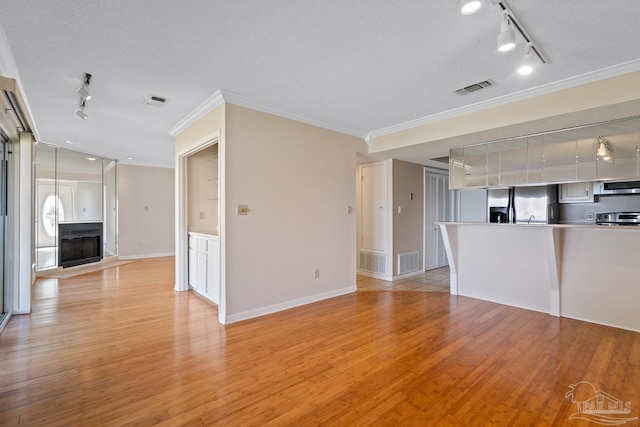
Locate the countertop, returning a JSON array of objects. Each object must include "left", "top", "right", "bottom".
[
  {"left": 188, "top": 230, "right": 219, "bottom": 238},
  {"left": 437, "top": 222, "right": 640, "bottom": 231}
]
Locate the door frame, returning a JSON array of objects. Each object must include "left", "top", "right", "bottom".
[{"left": 175, "top": 131, "right": 224, "bottom": 322}]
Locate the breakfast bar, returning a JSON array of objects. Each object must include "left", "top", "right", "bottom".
[{"left": 438, "top": 222, "right": 640, "bottom": 332}]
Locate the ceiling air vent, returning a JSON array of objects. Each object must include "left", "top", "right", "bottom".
[
  {"left": 144, "top": 95, "right": 170, "bottom": 107},
  {"left": 455, "top": 79, "right": 495, "bottom": 96}
]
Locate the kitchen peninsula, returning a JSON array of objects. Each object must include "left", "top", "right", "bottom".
[{"left": 438, "top": 222, "right": 640, "bottom": 332}]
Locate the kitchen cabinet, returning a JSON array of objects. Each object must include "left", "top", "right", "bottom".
[
  {"left": 499, "top": 139, "right": 527, "bottom": 186},
  {"left": 559, "top": 182, "right": 594, "bottom": 203},
  {"left": 449, "top": 116, "right": 640, "bottom": 190},
  {"left": 463, "top": 145, "right": 487, "bottom": 188},
  {"left": 595, "top": 118, "right": 639, "bottom": 180},
  {"left": 449, "top": 148, "right": 465, "bottom": 189},
  {"left": 188, "top": 232, "right": 220, "bottom": 304},
  {"left": 542, "top": 129, "right": 578, "bottom": 183}
]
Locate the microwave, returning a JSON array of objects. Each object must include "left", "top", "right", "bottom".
[{"left": 597, "top": 181, "right": 640, "bottom": 195}]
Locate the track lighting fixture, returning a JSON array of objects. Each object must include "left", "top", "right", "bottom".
[
  {"left": 460, "top": 0, "right": 482, "bottom": 15},
  {"left": 77, "top": 73, "right": 92, "bottom": 101},
  {"left": 75, "top": 73, "right": 92, "bottom": 119},
  {"left": 517, "top": 44, "right": 535, "bottom": 76},
  {"left": 596, "top": 136, "right": 615, "bottom": 164},
  {"left": 463, "top": 1, "right": 547, "bottom": 76},
  {"left": 497, "top": 12, "right": 515, "bottom": 52},
  {"left": 76, "top": 107, "right": 88, "bottom": 120}
]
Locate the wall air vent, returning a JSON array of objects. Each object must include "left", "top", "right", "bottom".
[
  {"left": 359, "top": 252, "right": 386, "bottom": 275},
  {"left": 398, "top": 251, "right": 420, "bottom": 275},
  {"left": 455, "top": 79, "right": 495, "bottom": 96},
  {"left": 144, "top": 95, "right": 170, "bottom": 107}
]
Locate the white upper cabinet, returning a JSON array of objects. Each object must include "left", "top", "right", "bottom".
[
  {"left": 595, "top": 118, "right": 639, "bottom": 180},
  {"left": 542, "top": 129, "right": 578, "bottom": 183},
  {"left": 449, "top": 117, "right": 640, "bottom": 189},
  {"left": 463, "top": 145, "right": 488, "bottom": 188},
  {"left": 559, "top": 182, "right": 594, "bottom": 203},
  {"left": 499, "top": 139, "right": 527, "bottom": 186}
]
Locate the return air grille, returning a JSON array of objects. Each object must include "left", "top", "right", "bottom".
[
  {"left": 359, "top": 252, "right": 386, "bottom": 274},
  {"left": 144, "top": 95, "right": 170, "bottom": 107},
  {"left": 455, "top": 79, "right": 495, "bottom": 96},
  {"left": 398, "top": 251, "right": 420, "bottom": 275}
]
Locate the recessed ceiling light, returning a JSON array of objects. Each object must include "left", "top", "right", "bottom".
[
  {"left": 126, "top": 157, "right": 133, "bottom": 161},
  {"left": 86, "top": 157, "right": 96, "bottom": 161},
  {"left": 65, "top": 140, "right": 78, "bottom": 145}
]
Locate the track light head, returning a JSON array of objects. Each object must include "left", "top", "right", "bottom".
[
  {"left": 75, "top": 73, "right": 92, "bottom": 118},
  {"left": 497, "top": 17, "right": 516, "bottom": 52},
  {"left": 517, "top": 46, "right": 535, "bottom": 75},
  {"left": 596, "top": 136, "right": 615, "bottom": 163},
  {"left": 75, "top": 108, "right": 88, "bottom": 120},
  {"left": 460, "top": 0, "right": 482, "bottom": 15},
  {"left": 77, "top": 86, "right": 91, "bottom": 100}
]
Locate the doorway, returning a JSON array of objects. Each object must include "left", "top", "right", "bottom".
[{"left": 424, "top": 170, "right": 454, "bottom": 271}]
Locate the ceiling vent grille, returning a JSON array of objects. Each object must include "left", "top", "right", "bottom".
[
  {"left": 144, "top": 95, "right": 170, "bottom": 107},
  {"left": 455, "top": 79, "right": 495, "bottom": 96}
]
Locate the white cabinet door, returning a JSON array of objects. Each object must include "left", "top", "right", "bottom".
[
  {"left": 196, "top": 249, "right": 207, "bottom": 293},
  {"left": 188, "top": 247, "right": 197, "bottom": 288},
  {"left": 560, "top": 182, "right": 594, "bottom": 203},
  {"left": 206, "top": 238, "right": 220, "bottom": 304}
]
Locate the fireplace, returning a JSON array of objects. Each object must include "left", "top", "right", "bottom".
[{"left": 58, "top": 222, "right": 103, "bottom": 268}]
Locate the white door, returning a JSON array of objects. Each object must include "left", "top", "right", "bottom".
[
  {"left": 425, "top": 172, "right": 453, "bottom": 270},
  {"left": 360, "top": 163, "right": 386, "bottom": 252}
]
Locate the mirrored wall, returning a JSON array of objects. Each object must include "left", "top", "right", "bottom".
[{"left": 35, "top": 144, "right": 117, "bottom": 270}]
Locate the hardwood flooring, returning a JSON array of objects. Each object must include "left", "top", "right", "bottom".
[{"left": 1, "top": 257, "right": 640, "bottom": 425}]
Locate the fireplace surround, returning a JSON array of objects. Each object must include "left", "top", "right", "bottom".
[{"left": 58, "top": 222, "right": 103, "bottom": 268}]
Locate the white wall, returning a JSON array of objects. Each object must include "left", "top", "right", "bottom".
[
  {"left": 117, "top": 165, "right": 175, "bottom": 258},
  {"left": 224, "top": 103, "right": 362, "bottom": 321}
]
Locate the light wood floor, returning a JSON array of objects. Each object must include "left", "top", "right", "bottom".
[{"left": 2, "top": 257, "right": 640, "bottom": 425}]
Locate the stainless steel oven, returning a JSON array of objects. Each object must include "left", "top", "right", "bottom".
[
  {"left": 596, "top": 181, "right": 640, "bottom": 195},
  {"left": 595, "top": 212, "right": 640, "bottom": 226}
]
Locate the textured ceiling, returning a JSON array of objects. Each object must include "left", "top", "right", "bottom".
[{"left": 1, "top": 1, "right": 640, "bottom": 167}]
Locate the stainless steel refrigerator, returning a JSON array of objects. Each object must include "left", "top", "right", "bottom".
[{"left": 487, "top": 185, "right": 559, "bottom": 224}]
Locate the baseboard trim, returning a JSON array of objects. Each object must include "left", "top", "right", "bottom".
[
  {"left": 223, "top": 286, "right": 356, "bottom": 325},
  {"left": 118, "top": 252, "right": 175, "bottom": 260}
]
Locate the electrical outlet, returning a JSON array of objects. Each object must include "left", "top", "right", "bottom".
[
  {"left": 140, "top": 241, "right": 145, "bottom": 247},
  {"left": 587, "top": 213, "right": 594, "bottom": 221},
  {"left": 199, "top": 211, "right": 205, "bottom": 219},
  {"left": 314, "top": 269, "right": 320, "bottom": 279}
]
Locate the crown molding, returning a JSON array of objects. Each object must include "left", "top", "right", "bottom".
[
  {"left": 367, "top": 59, "right": 640, "bottom": 142},
  {"left": 168, "top": 89, "right": 225, "bottom": 137},
  {"left": 219, "top": 89, "right": 365, "bottom": 138},
  {"left": 168, "top": 87, "right": 366, "bottom": 139}
]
